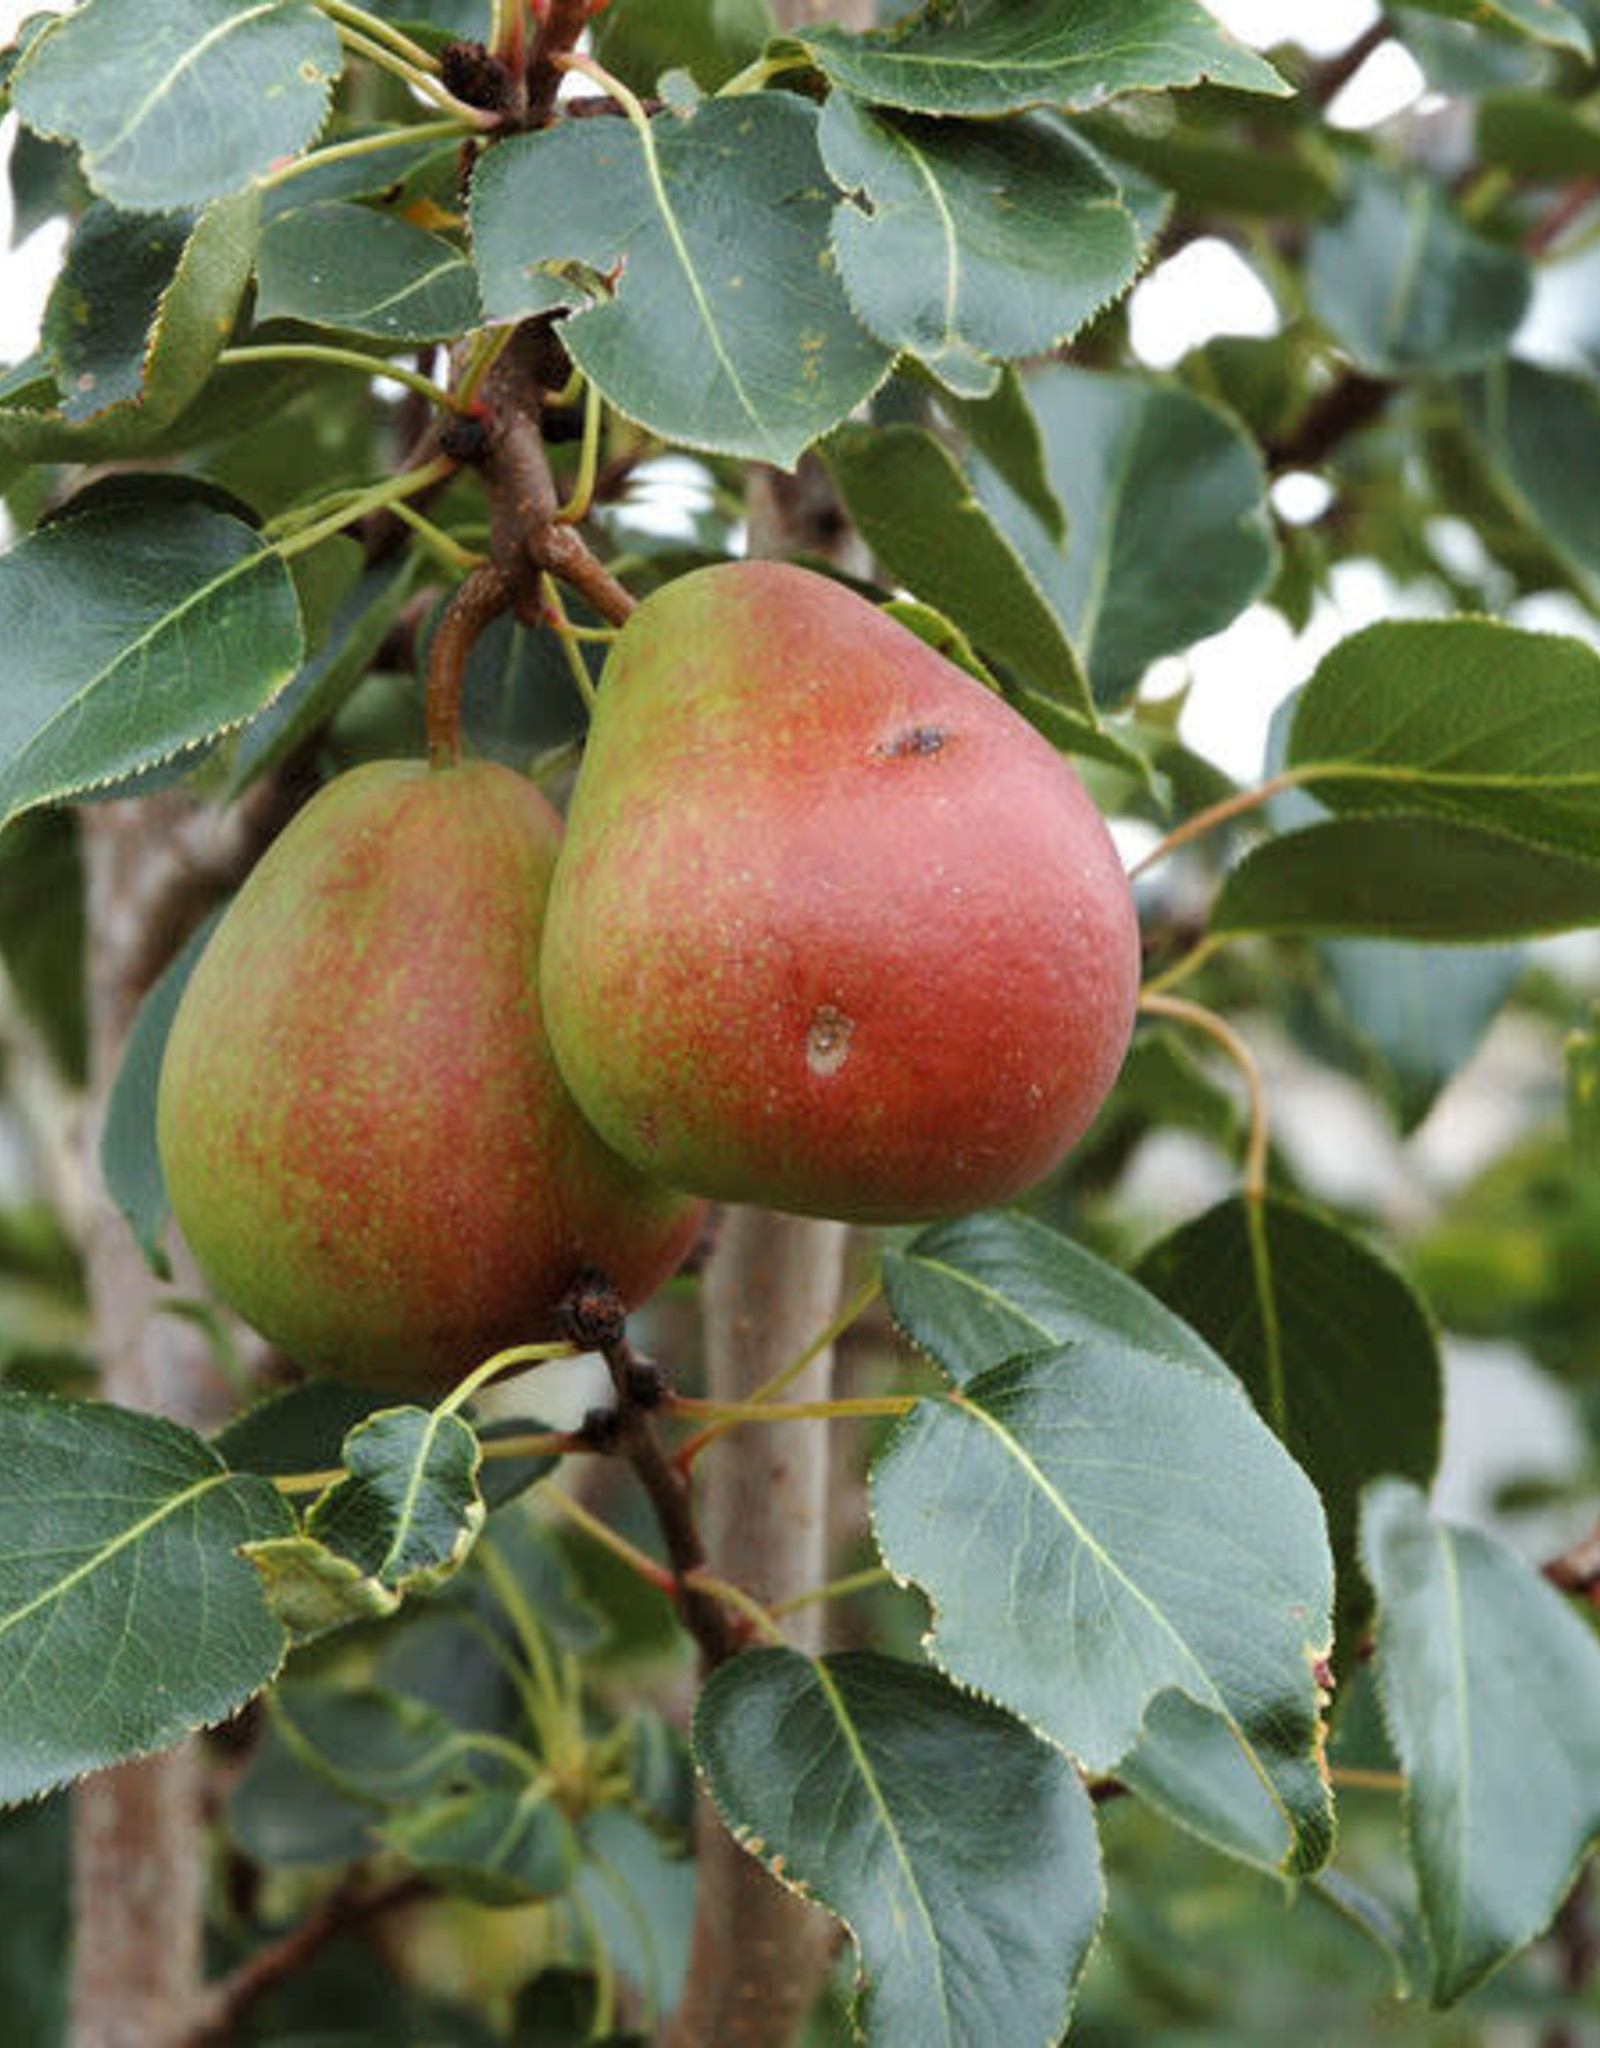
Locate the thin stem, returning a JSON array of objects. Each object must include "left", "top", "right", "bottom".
[
  {"left": 480, "top": 1428, "right": 585, "bottom": 1462},
  {"left": 438, "top": 1338, "right": 576, "bottom": 1417},
  {"left": 665, "top": 1392, "right": 918, "bottom": 1427},
  {"left": 386, "top": 500, "right": 486, "bottom": 574},
  {"left": 1129, "top": 769, "right": 1307, "bottom": 880},
  {"left": 769, "top": 1565, "right": 891, "bottom": 1620},
  {"left": 1331, "top": 1766, "right": 1405, "bottom": 1794},
  {"left": 556, "top": 48, "right": 650, "bottom": 129},
  {"left": 677, "top": 1271, "right": 884, "bottom": 1469},
  {"left": 272, "top": 1464, "right": 347, "bottom": 1498},
  {"left": 257, "top": 119, "right": 472, "bottom": 192},
  {"left": 318, "top": 0, "right": 441, "bottom": 73},
  {"left": 539, "top": 522, "right": 638, "bottom": 625},
  {"left": 1140, "top": 991, "right": 1270, "bottom": 1200},
  {"left": 426, "top": 563, "right": 515, "bottom": 768},
  {"left": 218, "top": 344, "right": 467, "bottom": 415},
  {"left": 684, "top": 1570, "right": 788, "bottom": 1643},
  {"left": 476, "top": 1532, "right": 570, "bottom": 1744},
  {"left": 557, "top": 376, "right": 603, "bottom": 523},
  {"left": 539, "top": 1481, "right": 678, "bottom": 1597},
  {"left": 718, "top": 51, "right": 811, "bottom": 95},
  {"left": 1140, "top": 934, "right": 1222, "bottom": 998},
  {"left": 540, "top": 574, "right": 600, "bottom": 714},
  {"left": 455, "top": 325, "right": 513, "bottom": 408}
]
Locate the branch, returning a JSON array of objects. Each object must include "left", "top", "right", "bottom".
[
  {"left": 1310, "top": 19, "right": 1395, "bottom": 109},
  {"left": 526, "top": 0, "right": 595, "bottom": 123},
  {"left": 1266, "top": 369, "right": 1394, "bottom": 472},
  {"left": 183, "top": 1875, "right": 431, "bottom": 2045}
]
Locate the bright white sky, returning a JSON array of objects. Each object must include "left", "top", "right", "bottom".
[{"left": 0, "top": 0, "right": 1434, "bottom": 781}]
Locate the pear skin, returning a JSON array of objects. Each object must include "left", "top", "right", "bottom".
[
  {"left": 158, "top": 759, "right": 704, "bottom": 1386},
  {"left": 541, "top": 561, "right": 1141, "bottom": 1224}
]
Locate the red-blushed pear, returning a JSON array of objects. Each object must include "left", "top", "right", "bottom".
[
  {"left": 157, "top": 759, "right": 705, "bottom": 1388},
  {"left": 540, "top": 561, "right": 1142, "bottom": 1224}
]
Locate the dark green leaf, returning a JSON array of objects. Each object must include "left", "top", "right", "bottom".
[
  {"left": 0, "top": 1392, "right": 291, "bottom": 1804},
  {"left": 1398, "top": 0, "right": 1592, "bottom": 55},
  {"left": 0, "top": 811, "right": 85, "bottom": 1084},
  {"left": 256, "top": 201, "right": 479, "bottom": 342},
  {"left": 796, "top": 0, "right": 1288, "bottom": 116},
  {"left": 941, "top": 365, "right": 1065, "bottom": 542},
  {"left": 1213, "top": 816, "right": 1600, "bottom": 941},
  {"left": 1362, "top": 1478, "right": 1600, "bottom": 2003},
  {"left": 1317, "top": 938, "right": 1524, "bottom": 1131},
  {"left": 0, "top": 188, "right": 259, "bottom": 461},
  {"left": 99, "top": 911, "right": 218, "bottom": 1279},
  {"left": 1478, "top": 88, "right": 1600, "bottom": 178},
  {"left": 820, "top": 99, "right": 1140, "bottom": 398},
  {"left": 1137, "top": 1195, "right": 1442, "bottom": 1666},
  {"left": 822, "top": 422, "right": 1092, "bottom": 716},
  {"left": 593, "top": 0, "right": 774, "bottom": 92},
  {"left": 573, "top": 1808, "right": 694, "bottom": 2020},
  {"left": 1078, "top": 107, "right": 1339, "bottom": 221},
  {"left": 695, "top": 1648, "right": 1102, "bottom": 2048},
  {"left": 872, "top": 1344, "right": 1334, "bottom": 1872},
  {"left": 1456, "top": 359, "right": 1600, "bottom": 600},
  {"left": 883, "top": 1208, "right": 1233, "bottom": 1390},
  {"left": 977, "top": 363, "right": 1276, "bottom": 705},
  {"left": 227, "top": 554, "right": 422, "bottom": 797},
  {"left": 1306, "top": 163, "right": 1530, "bottom": 378},
  {"left": 0, "top": 499, "right": 302, "bottom": 828},
  {"left": 470, "top": 93, "right": 890, "bottom": 466},
  {"left": 382, "top": 1785, "right": 579, "bottom": 1905},
  {"left": 214, "top": 1379, "right": 395, "bottom": 1477},
  {"left": 12, "top": 0, "right": 341, "bottom": 211},
  {"left": 0, "top": 1795, "right": 68, "bottom": 2048}
]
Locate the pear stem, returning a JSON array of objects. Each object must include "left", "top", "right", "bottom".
[{"left": 425, "top": 562, "right": 515, "bottom": 768}]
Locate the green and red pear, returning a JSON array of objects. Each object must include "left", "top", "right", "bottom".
[
  {"left": 157, "top": 759, "right": 704, "bottom": 1388},
  {"left": 540, "top": 560, "right": 1141, "bottom": 1224}
]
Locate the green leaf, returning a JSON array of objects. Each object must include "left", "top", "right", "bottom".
[
  {"left": 226, "top": 554, "right": 422, "bottom": 797},
  {"left": 0, "top": 188, "right": 259, "bottom": 461},
  {"left": 100, "top": 911, "right": 219, "bottom": 1279},
  {"left": 0, "top": 811, "right": 86, "bottom": 1085},
  {"left": 819, "top": 97, "right": 1141, "bottom": 399},
  {"left": 694, "top": 1648, "right": 1102, "bottom": 2048},
  {"left": 214, "top": 1378, "right": 395, "bottom": 1476},
  {"left": 12, "top": 0, "right": 341, "bottom": 212},
  {"left": 1478, "top": 88, "right": 1600, "bottom": 179},
  {"left": 1137, "top": 1195, "right": 1442, "bottom": 1667},
  {"left": 0, "top": 1796, "right": 68, "bottom": 2048},
  {"left": 228, "top": 1678, "right": 484, "bottom": 1863},
  {"left": 1212, "top": 816, "right": 1600, "bottom": 941},
  {"left": 883, "top": 1208, "right": 1233, "bottom": 1391},
  {"left": 821, "top": 422, "right": 1093, "bottom": 718},
  {"left": 1568, "top": 1008, "right": 1600, "bottom": 1173},
  {"left": 383, "top": 1786, "right": 579, "bottom": 1906},
  {"left": 1361, "top": 1478, "right": 1600, "bottom": 2003},
  {"left": 941, "top": 365, "right": 1065, "bottom": 542},
  {"left": 594, "top": 0, "right": 775, "bottom": 92},
  {"left": 246, "top": 1404, "right": 486, "bottom": 1637},
  {"left": 1306, "top": 163, "right": 1531, "bottom": 379},
  {"left": 1317, "top": 938, "right": 1525, "bottom": 1132},
  {"left": 976, "top": 364, "right": 1277, "bottom": 706},
  {"left": 871, "top": 1344, "right": 1334, "bottom": 1872},
  {"left": 256, "top": 200, "right": 479, "bottom": 342},
  {"left": 0, "top": 1391, "right": 291, "bottom": 1804},
  {"left": 471, "top": 93, "right": 890, "bottom": 467},
  {"left": 1455, "top": 359, "right": 1600, "bottom": 603},
  {"left": 572, "top": 1808, "right": 694, "bottom": 2018},
  {"left": 1398, "top": 0, "right": 1592, "bottom": 56},
  {"left": 1287, "top": 619, "right": 1600, "bottom": 861},
  {"left": 796, "top": 0, "right": 1288, "bottom": 117},
  {"left": 1077, "top": 107, "right": 1339, "bottom": 222},
  {"left": 0, "top": 497, "right": 302, "bottom": 829}
]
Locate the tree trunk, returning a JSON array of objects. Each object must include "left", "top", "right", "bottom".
[
  {"left": 71, "top": 791, "right": 290, "bottom": 2047},
  {"left": 663, "top": 8, "right": 875, "bottom": 2010}
]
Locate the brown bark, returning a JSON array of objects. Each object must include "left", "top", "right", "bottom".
[{"left": 70, "top": 791, "right": 295, "bottom": 2048}]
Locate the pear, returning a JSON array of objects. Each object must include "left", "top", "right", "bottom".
[
  {"left": 157, "top": 759, "right": 704, "bottom": 1387},
  {"left": 541, "top": 561, "right": 1141, "bottom": 1224}
]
